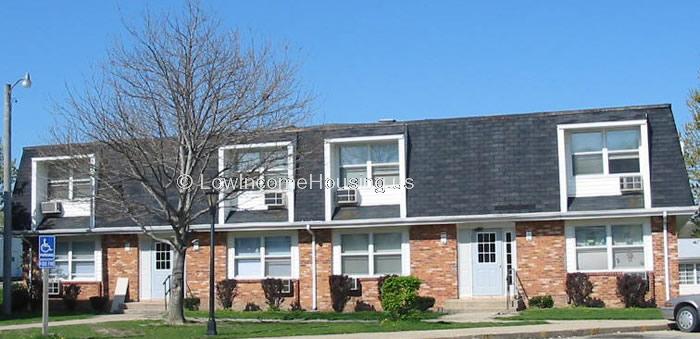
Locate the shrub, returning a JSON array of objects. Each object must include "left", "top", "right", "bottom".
[
  {"left": 261, "top": 278, "right": 286, "bottom": 311},
  {"left": 289, "top": 300, "right": 304, "bottom": 312},
  {"left": 89, "top": 296, "right": 109, "bottom": 313},
  {"left": 10, "top": 283, "right": 30, "bottom": 312},
  {"left": 184, "top": 297, "right": 201, "bottom": 311},
  {"left": 380, "top": 276, "right": 422, "bottom": 318},
  {"left": 354, "top": 300, "right": 375, "bottom": 312},
  {"left": 62, "top": 285, "right": 81, "bottom": 311},
  {"left": 216, "top": 279, "right": 238, "bottom": 309},
  {"left": 415, "top": 296, "right": 435, "bottom": 311},
  {"left": 566, "top": 272, "right": 593, "bottom": 306},
  {"left": 244, "top": 302, "right": 261, "bottom": 311},
  {"left": 329, "top": 275, "right": 352, "bottom": 312},
  {"left": 616, "top": 274, "right": 656, "bottom": 308},
  {"left": 377, "top": 274, "right": 398, "bottom": 301},
  {"left": 528, "top": 295, "right": 554, "bottom": 309}
]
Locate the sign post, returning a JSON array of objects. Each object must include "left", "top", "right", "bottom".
[{"left": 38, "top": 235, "right": 55, "bottom": 336}]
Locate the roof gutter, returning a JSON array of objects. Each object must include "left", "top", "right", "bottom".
[{"left": 20, "top": 206, "right": 698, "bottom": 235}]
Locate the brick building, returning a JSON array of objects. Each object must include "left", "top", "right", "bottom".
[{"left": 12, "top": 104, "right": 695, "bottom": 310}]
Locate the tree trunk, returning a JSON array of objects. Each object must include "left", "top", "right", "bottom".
[{"left": 167, "top": 247, "right": 187, "bottom": 324}]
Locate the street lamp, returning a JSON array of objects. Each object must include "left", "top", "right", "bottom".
[
  {"left": 3, "top": 73, "right": 31, "bottom": 315},
  {"left": 205, "top": 188, "right": 218, "bottom": 335}
]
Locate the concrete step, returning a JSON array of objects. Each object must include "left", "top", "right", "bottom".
[
  {"left": 122, "top": 301, "right": 166, "bottom": 315},
  {"left": 443, "top": 297, "right": 512, "bottom": 314}
]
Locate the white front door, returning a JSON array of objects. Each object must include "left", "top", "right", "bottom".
[
  {"left": 471, "top": 230, "right": 503, "bottom": 296},
  {"left": 151, "top": 241, "right": 173, "bottom": 299}
]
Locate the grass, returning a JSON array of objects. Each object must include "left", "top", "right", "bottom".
[
  {"left": 502, "top": 307, "right": 663, "bottom": 321},
  {"left": 0, "top": 311, "right": 95, "bottom": 326},
  {"left": 0, "top": 319, "right": 546, "bottom": 338},
  {"left": 185, "top": 309, "right": 443, "bottom": 321}
]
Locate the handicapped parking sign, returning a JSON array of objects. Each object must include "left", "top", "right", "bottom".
[{"left": 38, "top": 235, "right": 56, "bottom": 269}]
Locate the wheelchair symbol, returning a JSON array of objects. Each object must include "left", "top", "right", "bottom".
[{"left": 40, "top": 238, "right": 53, "bottom": 253}]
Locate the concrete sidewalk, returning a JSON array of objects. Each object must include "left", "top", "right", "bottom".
[
  {"left": 270, "top": 320, "right": 672, "bottom": 339},
  {"left": 0, "top": 313, "right": 159, "bottom": 331}
]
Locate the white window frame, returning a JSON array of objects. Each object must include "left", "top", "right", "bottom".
[
  {"left": 324, "top": 135, "right": 407, "bottom": 220},
  {"left": 218, "top": 142, "right": 294, "bottom": 223},
  {"left": 569, "top": 129, "right": 641, "bottom": 177},
  {"left": 565, "top": 218, "right": 652, "bottom": 273},
  {"left": 226, "top": 231, "right": 299, "bottom": 279},
  {"left": 49, "top": 237, "right": 102, "bottom": 282},
  {"left": 679, "top": 263, "right": 700, "bottom": 285},
  {"left": 557, "top": 120, "right": 651, "bottom": 211},
  {"left": 47, "top": 167, "right": 92, "bottom": 202},
  {"left": 337, "top": 143, "right": 400, "bottom": 187},
  {"left": 332, "top": 227, "right": 410, "bottom": 278}
]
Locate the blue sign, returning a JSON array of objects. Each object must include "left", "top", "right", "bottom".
[{"left": 38, "top": 235, "right": 56, "bottom": 269}]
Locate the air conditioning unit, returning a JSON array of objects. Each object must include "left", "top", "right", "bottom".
[
  {"left": 264, "top": 192, "right": 286, "bottom": 209},
  {"left": 619, "top": 175, "right": 643, "bottom": 193},
  {"left": 280, "top": 279, "right": 293, "bottom": 294},
  {"left": 40, "top": 201, "right": 63, "bottom": 215},
  {"left": 349, "top": 277, "right": 360, "bottom": 291},
  {"left": 336, "top": 189, "right": 358, "bottom": 205}
]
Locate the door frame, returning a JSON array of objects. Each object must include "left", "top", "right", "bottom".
[
  {"left": 139, "top": 235, "right": 188, "bottom": 301},
  {"left": 457, "top": 223, "right": 516, "bottom": 298}
]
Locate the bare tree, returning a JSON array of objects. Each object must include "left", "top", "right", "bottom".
[{"left": 51, "top": 2, "right": 309, "bottom": 324}]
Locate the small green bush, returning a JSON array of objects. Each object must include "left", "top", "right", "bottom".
[
  {"left": 380, "top": 276, "right": 422, "bottom": 318},
  {"left": 184, "top": 297, "right": 201, "bottom": 311},
  {"left": 528, "top": 295, "right": 554, "bottom": 308},
  {"left": 11, "top": 283, "right": 30, "bottom": 312},
  {"left": 415, "top": 296, "right": 435, "bottom": 311},
  {"left": 89, "top": 296, "right": 109, "bottom": 313},
  {"left": 62, "top": 285, "right": 81, "bottom": 311}
]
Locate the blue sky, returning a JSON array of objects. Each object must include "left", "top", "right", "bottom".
[{"left": 1, "top": 1, "right": 699, "bottom": 160}]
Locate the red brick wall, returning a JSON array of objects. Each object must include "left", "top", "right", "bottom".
[
  {"left": 185, "top": 232, "right": 227, "bottom": 307},
  {"left": 410, "top": 224, "right": 458, "bottom": 308},
  {"left": 299, "top": 229, "right": 333, "bottom": 311},
  {"left": 652, "top": 215, "right": 679, "bottom": 301},
  {"left": 515, "top": 221, "right": 568, "bottom": 305},
  {"left": 516, "top": 217, "right": 678, "bottom": 307},
  {"left": 102, "top": 235, "right": 139, "bottom": 301}
]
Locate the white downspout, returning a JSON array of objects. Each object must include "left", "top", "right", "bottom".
[
  {"left": 663, "top": 211, "right": 670, "bottom": 301},
  {"left": 305, "top": 224, "right": 317, "bottom": 310}
]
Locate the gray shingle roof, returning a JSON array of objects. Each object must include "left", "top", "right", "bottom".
[{"left": 12, "top": 104, "right": 694, "bottom": 230}]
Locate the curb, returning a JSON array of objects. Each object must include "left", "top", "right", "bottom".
[{"left": 431, "top": 324, "right": 672, "bottom": 339}]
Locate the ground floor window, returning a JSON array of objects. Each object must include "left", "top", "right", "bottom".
[
  {"left": 333, "top": 229, "right": 409, "bottom": 277},
  {"left": 567, "top": 221, "right": 650, "bottom": 272},
  {"left": 228, "top": 233, "right": 298, "bottom": 279},
  {"left": 680, "top": 263, "right": 700, "bottom": 285},
  {"left": 50, "top": 238, "right": 98, "bottom": 281}
]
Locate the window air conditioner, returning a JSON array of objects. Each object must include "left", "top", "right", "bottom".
[
  {"left": 349, "top": 277, "right": 360, "bottom": 291},
  {"left": 281, "top": 279, "right": 293, "bottom": 294},
  {"left": 336, "top": 189, "right": 358, "bottom": 205},
  {"left": 41, "top": 201, "right": 63, "bottom": 215},
  {"left": 619, "top": 175, "right": 643, "bottom": 193}
]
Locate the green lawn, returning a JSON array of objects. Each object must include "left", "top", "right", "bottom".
[
  {"left": 0, "top": 319, "right": 546, "bottom": 338},
  {"left": 502, "top": 307, "right": 663, "bottom": 321},
  {"left": 0, "top": 311, "right": 95, "bottom": 326},
  {"left": 186, "top": 309, "right": 442, "bottom": 321}
]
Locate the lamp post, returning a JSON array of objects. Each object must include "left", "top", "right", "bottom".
[
  {"left": 205, "top": 189, "right": 218, "bottom": 335},
  {"left": 3, "top": 73, "right": 31, "bottom": 315}
]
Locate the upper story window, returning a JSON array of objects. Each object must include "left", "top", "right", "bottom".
[
  {"left": 339, "top": 143, "right": 399, "bottom": 186},
  {"left": 225, "top": 147, "right": 289, "bottom": 190},
  {"left": 571, "top": 129, "right": 640, "bottom": 176},
  {"left": 46, "top": 159, "right": 92, "bottom": 201}
]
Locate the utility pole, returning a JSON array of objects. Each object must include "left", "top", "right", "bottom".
[{"left": 3, "top": 73, "right": 31, "bottom": 315}]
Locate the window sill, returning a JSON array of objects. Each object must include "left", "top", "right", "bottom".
[
  {"left": 232, "top": 277, "right": 297, "bottom": 282},
  {"left": 570, "top": 270, "right": 650, "bottom": 276}
]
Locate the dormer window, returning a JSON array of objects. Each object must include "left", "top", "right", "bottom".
[
  {"left": 46, "top": 159, "right": 92, "bottom": 201},
  {"left": 571, "top": 128, "right": 640, "bottom": 176},
  {"left": 339, "top": 143, "right": 399, "bottom": 186},
  {"left": 225, "top": 148, "right": 289, "bottom": 190}
]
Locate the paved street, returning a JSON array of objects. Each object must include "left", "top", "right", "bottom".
[{"left": 577, "top": 330, "right": 698, "bottom": 338}]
